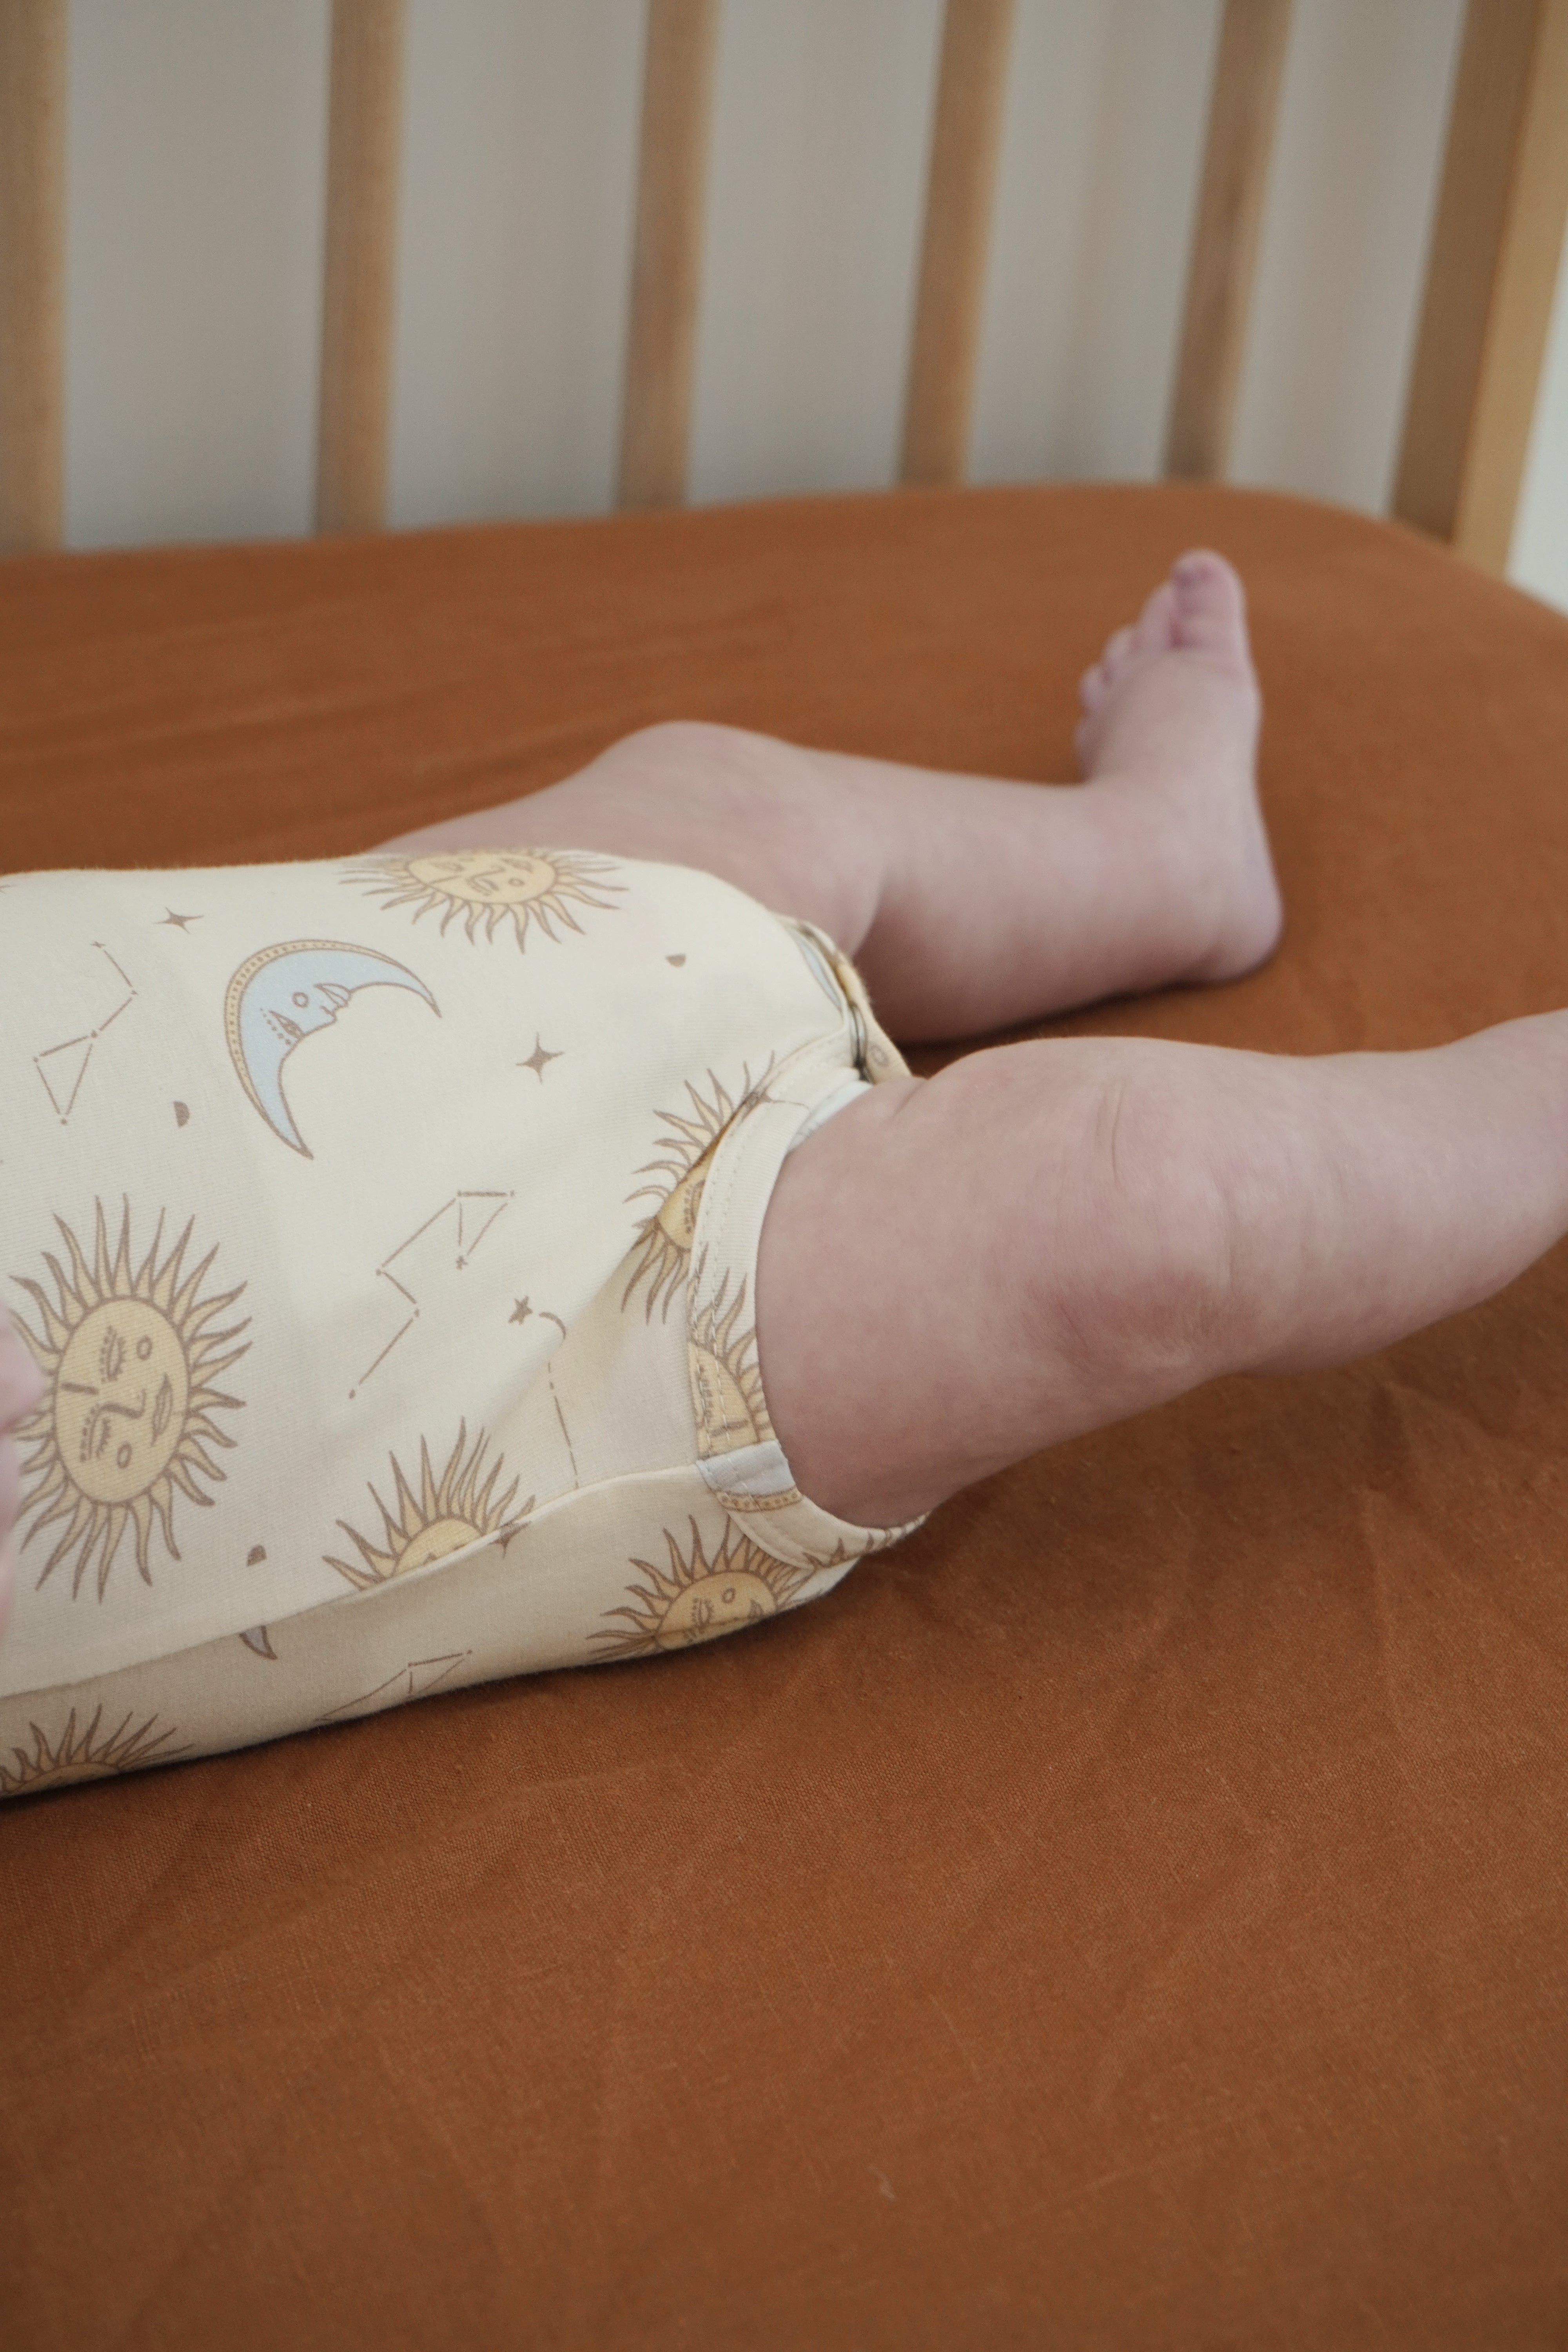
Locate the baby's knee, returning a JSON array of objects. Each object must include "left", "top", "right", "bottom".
[
  {"left": 1013, "top": 1045, "right": 1264, "bottom": 1405},
  {"left": 579, "top": 720, "right": 878, "bottom": 949},
  {"left": 595, "top": 719, "right": 800, "bottom": 806}
]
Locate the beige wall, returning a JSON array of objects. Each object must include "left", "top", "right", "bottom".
[{"left": 58, "top": 0, "right": 1563, "bottom": 612}]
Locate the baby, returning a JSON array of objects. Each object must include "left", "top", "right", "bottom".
[{"left": 1, "top": 549, "right": 1562, "bottom": 1793}]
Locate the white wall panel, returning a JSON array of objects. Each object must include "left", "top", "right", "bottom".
[
  {"left": 1230, "top": 0, "right": 1465, "bottom": 511},
  {"left": 688, "top": 0, "right": 942, "bottom": 505},
  {"left": 972, "top": 0, "right": 1221, "bottom": 488},
  {"left": 388, "top": 0, "right": 644, "bottom": 529},
  {"left": 64, "top": 0, "right": 329, "bottom": 550}
]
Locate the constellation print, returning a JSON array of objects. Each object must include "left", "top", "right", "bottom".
[
  {"left": 32, "top": 945, "right": 137, "bottom": 1125},
  {"left": 316, "top": 1650, "right": 474, "bottom": 1724},
  {"left": 350, "top": 1190, "right": 513, "bottom": 1396}
]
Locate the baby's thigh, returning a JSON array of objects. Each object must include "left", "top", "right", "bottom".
[{"left": 754, "top": 1036, "right": 1238, "bottom": 1530}]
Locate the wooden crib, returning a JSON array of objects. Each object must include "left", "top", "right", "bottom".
[
  {"left": 3, "top": 0, "right": 1566, "bottom": 562},
  {"left": 5, "top": 7, "right": 1568, "bottom": 2348}
]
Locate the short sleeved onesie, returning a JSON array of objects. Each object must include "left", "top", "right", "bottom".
[{"left": 0, "top": 846, "right": 918, "bottom": 1797}]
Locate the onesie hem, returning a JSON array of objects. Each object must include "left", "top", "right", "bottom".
[{"left": 684, "top": 959, "right": 927, "bottom": 1577}]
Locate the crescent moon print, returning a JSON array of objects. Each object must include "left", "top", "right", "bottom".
[
  {"left": 12, "top": 1202, "right": 249, "bottom": 1599},
  {"left": 223, "top": 940, "right": 439, "bottom": 1156},
  {"left": 343, "top": 848, "right": 623, "bottom": 951}
]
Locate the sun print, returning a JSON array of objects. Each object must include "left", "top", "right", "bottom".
[
  {"left": 343, "top": 847, "right": 622, "bottom": 952},
  {"left": 689, "top": 1265, "right": 774, "bottom": 1455},
  {"left": 0, "top": 1705, "right": 187, "bottom": 1797},
  {"left": 622, "top": 1065, "right": 770, "bottom": 1319},
  {"left": 13, "top": 1203, "right": 249, "bottom": 1600},
  {"left": 327, "top": 1423, "right": 528, "bottom": 1590},
  {"left": 594, "top": 1518, "right": 810, "bottom": 1659}
]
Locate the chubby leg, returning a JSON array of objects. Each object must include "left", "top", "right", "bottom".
[
  {"left": 756, "top": 1016, "right": 1568, "bottom": 1528},
  {"left": 379, "top": 552, "right": 1282, "bottom": 1040}
]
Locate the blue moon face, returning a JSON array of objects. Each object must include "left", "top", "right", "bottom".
[{"left": 223, "top": 939, "right": 439, "bottom": 1154}]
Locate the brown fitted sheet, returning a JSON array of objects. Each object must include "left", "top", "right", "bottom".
[{"left": 3, "top": 483, "right": 1567, "bottom": 2349}]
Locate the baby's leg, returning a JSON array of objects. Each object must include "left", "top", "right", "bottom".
[
  {"left": 756, "top": 1016, "right": 1568, "bottom": 1528},
  {"left": 379, "top": 553, "right": 1281, "bottom": 1039}
]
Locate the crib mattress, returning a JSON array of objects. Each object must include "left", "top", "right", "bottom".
[{"left": 4, "top": 483, "right": 1567, "bottom": 2351}]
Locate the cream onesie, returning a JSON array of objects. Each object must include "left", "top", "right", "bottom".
[{"left": 0, "top": 846, "right": 917, "bottom": 1798}]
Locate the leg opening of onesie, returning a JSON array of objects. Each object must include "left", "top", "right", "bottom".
[{"left": 682, "top": 993, "right": 926, "bottom": 1595}]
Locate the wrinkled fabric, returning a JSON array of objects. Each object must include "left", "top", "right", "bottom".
[
  {"left": 0, "top": 854, "right": 911, "bottom": 1782},
  {"left": 4, "top": 485, "right": 1568, "bottom": 2350}
]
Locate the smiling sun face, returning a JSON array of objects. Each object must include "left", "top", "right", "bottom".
[
  {"left": 622, "top": 1066, "right": 771, "bottom": 1320},
  {"left": 327, "top": 1423, "right": 528, "bottom": 1590},
  {"left": 594, "top": 1518, "right": 810, "bottom": 1660},
  {"left": 13, "top": 1204, "right": 249, "bottom": 1600},
  {"left": 0, "top": 1704, "right": 186, "bottom": 1799},
  {"left": 345, "top": 847, "right": 622, "bottom": 952}
]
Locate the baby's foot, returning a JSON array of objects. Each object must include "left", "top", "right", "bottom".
[{"left": 1076, "top": 550, "right": 1282, "bottom": 982}]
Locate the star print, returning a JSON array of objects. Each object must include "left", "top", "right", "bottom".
[
  {"left": 519, "top": 1037, "right": 562, "bottom": 1080},
  {"left": 159, "top": 909, "right": 201, "bottom": 929},
  {"left": 510, "top": 1298, "right": 533, "bottom": 1325}
]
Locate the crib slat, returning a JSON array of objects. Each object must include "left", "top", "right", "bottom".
[
  {"left": 898, "top": 0, "right": 1017, "bottom": 489},
  {"left": 1457, "top": 0, "right": 1568, "bottom": 566},
  {"left": 0, "top": 0, "right": 65, "bottom": 555},
  {"left": 315, "top": 0, "right": 406, "bottom": 535},
  {"left": 1164, "top": 0, "right": 1293, "bottom": 482},
  {"left": 617, "top": 0, "right": 722, "bottom": 511},
  {"left": 1395, "top": 0, "right": 1568, "bottom": 570}
]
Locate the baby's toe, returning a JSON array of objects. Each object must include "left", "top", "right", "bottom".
[
  {"left": 1169, "top": 549, "right": 1250, "bottom": 662},
  {"left": 1132, "top": 581, "right": 1177, "bottom": 656}
]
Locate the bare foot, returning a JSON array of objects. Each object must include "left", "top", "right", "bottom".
[{"left": 1076, "top": 550, "right": 1282, "bottom": 983}]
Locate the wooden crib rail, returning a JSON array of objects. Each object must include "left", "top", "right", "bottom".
[
  {"left": 0, "top": 0, "right": 1565, "bottom": 565},
  {"left": 898, "top": 0, "right": 1018, "bottom": 491},
  {"left": 0, "top": 0, "right": 64, "bottom": 555},
  {"left": 617, "top": 0, "right": 722, "bottom": 512},
  {"left": 315, "top": 0, "right": 405, "bottom": 536},
  {"left": 1394, "top": 0, "right": 1568, "bottom": 569},
  {"left": 1164, "top": 0, "right": 1294, "bottom": 483}
]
